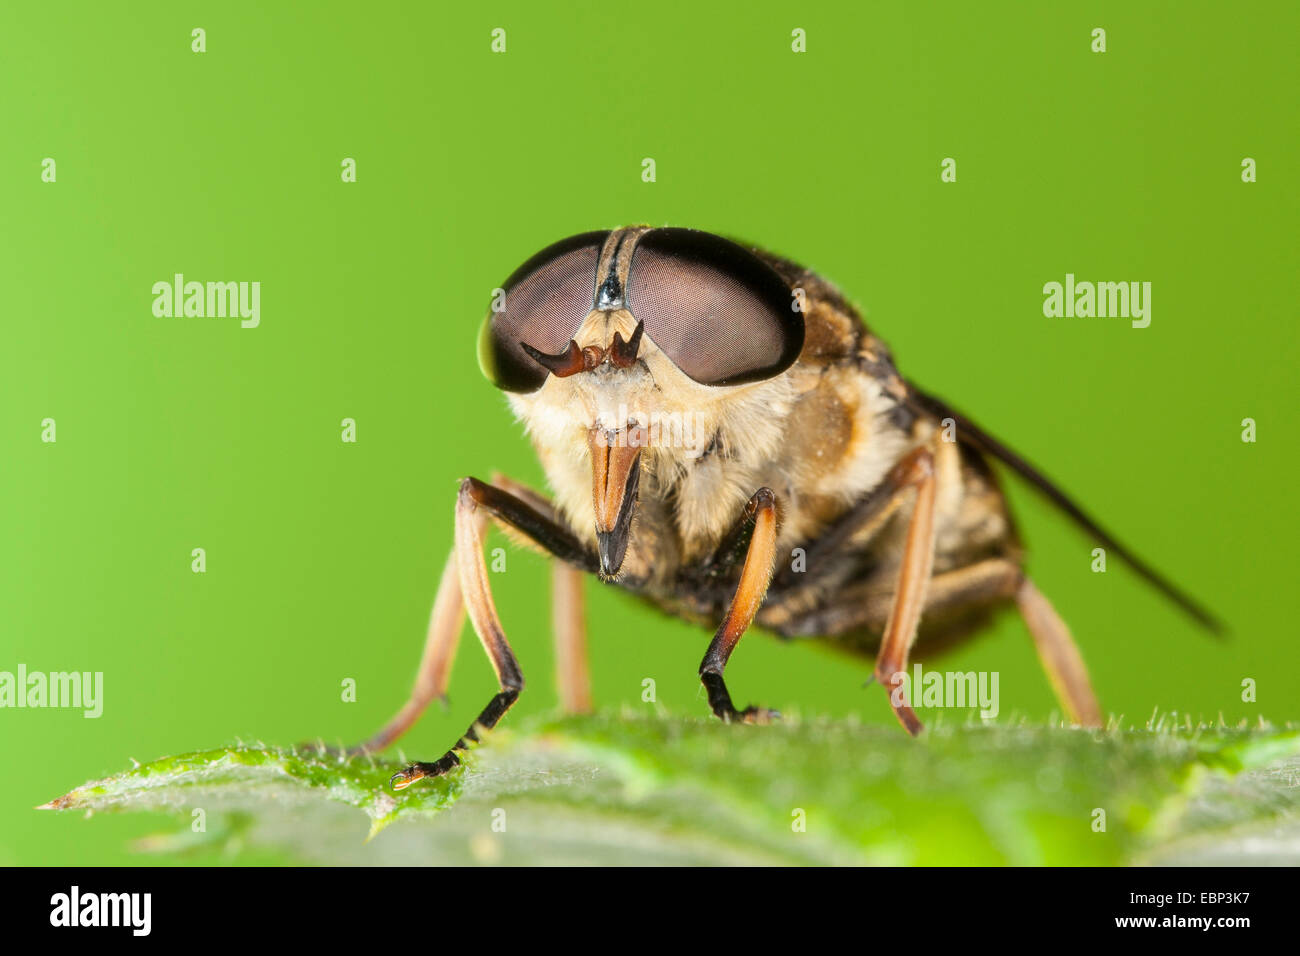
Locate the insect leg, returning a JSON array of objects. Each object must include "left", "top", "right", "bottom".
[
  {"left": 871, "top": 445, "right": 940, "bottom": 736},
  {"left": 389, "top": 479, "right": 522, "bottom": 788},
  {"left": 345, "top": 476, "right": 594, "bottom": 756},
  {"left": 1016, "top": 577, "right": 1103, "bottom": 727},
  {"left": 866, "top": 557, "right": 1021, "bottom": 634},
  {"left": 382, "top": 477, "right": 596, "bottom": 789},
  {"left": 491, "top": 473, "right": 594, "bottom": 713},
  {"left": 698, "top": 488, "right": 780, "bottom": 724},
  {"left": 552, "top": 562, "right": 593, "bottom": 714}
]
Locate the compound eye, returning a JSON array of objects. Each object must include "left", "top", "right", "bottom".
[
  {"left": 477, "top": 231, "right": 608, "bottom": 392},
  {"left": 625, "top": 228, "right": 804, "bottom": 386}
]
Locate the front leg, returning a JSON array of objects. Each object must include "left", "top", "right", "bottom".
[
  {"left": 389, "top": 477, "right": 593, "bottom": 790},
  {"left": 698, "top": 488, "right": 780, "bottom": 725},
  {"left": 340, "top": 474, "right": 594, "bottom": 762}
]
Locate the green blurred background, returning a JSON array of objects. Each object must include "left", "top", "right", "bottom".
[{"left": 1, "top": 1, "right": 1295, "bottom": 865}]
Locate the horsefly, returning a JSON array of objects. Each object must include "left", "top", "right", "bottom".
[{"left": 344, "top": 226, "right": 1222, "bottom": 790}]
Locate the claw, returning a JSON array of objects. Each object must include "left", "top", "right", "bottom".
[
  {"left": 390, "top": 766, "right": 425, "bottom": 791},
  {"left": 389, "top": 752, "right": 461, "bottom": 791}
]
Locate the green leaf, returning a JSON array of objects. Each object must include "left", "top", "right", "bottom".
[{"left": 39, "top": 712, "right": 1300, "bottom": 865}]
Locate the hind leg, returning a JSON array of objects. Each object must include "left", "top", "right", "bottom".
[
  {"left": 876, "top": 562, "right": 1102, "bottom": 726},
  {"left": 1015, "top": 577, "right": 1102, "bottom": 727},
  {"left": 770, "top": 556, "right": 1101, "bottom": 727}
]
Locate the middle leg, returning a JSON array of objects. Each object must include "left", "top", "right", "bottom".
[{"left": 870, "top": 444, "right": 940, "bottom": 736}]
